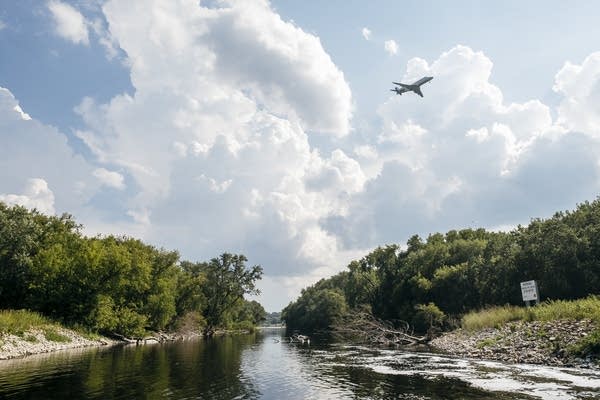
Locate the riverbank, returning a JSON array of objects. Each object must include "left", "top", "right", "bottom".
[
  {"left": 0, "top": 327, "right": 118, "bottom": 360},
  {"left": 430, "top": 319, "right": 599, "bottom": 368}
]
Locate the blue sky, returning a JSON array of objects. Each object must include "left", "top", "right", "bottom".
[{"left": 2, "top": 0, "right": 600, "bottom": 311}]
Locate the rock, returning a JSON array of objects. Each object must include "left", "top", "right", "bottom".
[
  {"left": 0, "top": 328, "right": 118, "bottom": 360},
  {"left": 429, "top": 319, "right": 599, "bottom": 369}
]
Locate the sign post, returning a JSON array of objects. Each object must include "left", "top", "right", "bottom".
[{"left": 520, "top": 280, "right": 540, "bottom": 307}]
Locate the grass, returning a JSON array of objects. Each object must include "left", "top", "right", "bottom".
[
  {"left": 0, "top": 310, "right": 50, "bottom": 335},
  {"left": 42, "top": 328, "right": 71, "bottom": 343},
  {"left": 462, "top": 295, "right": 600, "bottom": 331},
  {"left": 24, "top": 334, "right": 38, "bottom": 343},
  {"left": 569, "top": 328, "right": 600, "bottom": 357},
  {"left": 1, "top": 310, "right": 70, "bottom": 343},
  {"left": 476, "top": 336, "right": 501, "bottom": 349}
]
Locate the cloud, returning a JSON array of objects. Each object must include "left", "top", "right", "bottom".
[
  {"left": 0, "top": 179, "right": 56, "bottom": 215},
  {"left": 0, "top": 19, "right": 6, "bottom": 31},
  {"left": 554, "top": 52, "right": 600, "bottom": 138},
  {"left": 326, "top": 45, "right": 600, "bottom": 251},
  {"left": 0, "top": 87, "right": 99, "bottom": 214},
  {"left": 93, "top": 168, "right": 125, "bottom": 190},
  {"left": 13, "top": 104, "right": 31, "bottom": 121},
  {"left": 361, "top": 27, "right": 371, "bottom": 40},
  {"left": 47, "top": 0, "right": 90, "bottom": 45},
  {"left": 10, "top": 0, "right": 600, "bottom": 311},
  {"left": 384, "top": 39, "right": 398, "bottom": 55},
  {"left": 71, "top": 0, "right": 358, "bottom": 289},
  {"left": 73, "top": 0, "right": 600, "bottom": 310}
]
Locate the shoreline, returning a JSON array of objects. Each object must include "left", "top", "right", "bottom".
[
  {"left": 0, "top": 327, "right": 120, "bottom": 361},
  {"left": 430, "top": 319, "right": 599, "bottom": 369},
  {"left": 0, "top": 326, "right": 259, "bottom": 361}
]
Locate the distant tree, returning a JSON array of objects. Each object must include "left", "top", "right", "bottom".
[
  {"left": 263, "top": 311, "right": 282, "bottom": 326},
  {"left": 200, "top": 253, "right": 263, "bottom": 336},
  {"left": 282, "top": 285, "right": 348, "bottom": 334}
]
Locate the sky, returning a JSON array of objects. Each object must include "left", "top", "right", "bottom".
[{"left": 2, "top": 0, "right": 600, "bottom": 311}]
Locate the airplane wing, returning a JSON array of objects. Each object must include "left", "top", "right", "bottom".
[
  {"left": 413, "top": 76, "right": 433, "bottom": 86},
  {"left": 393, "top": 82, "right": 412, "bottom": 90}
]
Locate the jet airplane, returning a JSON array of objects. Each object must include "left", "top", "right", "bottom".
[{"left": 391, "top": 76, "right": 433, "bottom": 97}]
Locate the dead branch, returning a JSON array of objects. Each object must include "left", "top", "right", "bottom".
[{"left": 332, "top": 311, "right": 428, "bottom": 345}]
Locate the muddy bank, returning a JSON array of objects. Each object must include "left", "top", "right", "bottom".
[{"left": 430, "top": 319, "right": 599, "bottom": 368}]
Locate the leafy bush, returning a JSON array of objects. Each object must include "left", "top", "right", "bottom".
[{"left": 412, "top": 302, "right": 445, "bottom": 332}]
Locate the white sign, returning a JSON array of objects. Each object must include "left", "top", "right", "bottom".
[{"left": 520, "top": 280, "right": 539, "bottom": 302}]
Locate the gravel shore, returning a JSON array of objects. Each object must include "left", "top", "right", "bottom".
[
  {"left": 430, "top": 319, "right": 599, "bottom": 368},
  {"left": 0, "top": 328, "right": 117, "bottom": 360}
]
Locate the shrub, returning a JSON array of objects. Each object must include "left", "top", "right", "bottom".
[{"left": 412, "top": 302, "right": 445, "bottom": 332}]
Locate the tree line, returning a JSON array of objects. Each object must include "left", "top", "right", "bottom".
[
  {"left": 0, "top": 202, "right": 265, "bottom": 337},
  {"left": 283, "top": 199, "right": 600, "bottom": 334}
]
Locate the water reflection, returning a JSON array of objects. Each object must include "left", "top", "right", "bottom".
[
  {"left": 0, "top": 336, "right": 260, "bottom": 399},
  {"left": 0, "top": 329, "right": 599, "bottom": 399}
]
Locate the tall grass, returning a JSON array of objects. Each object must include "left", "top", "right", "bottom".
[
  {"left": 0, "top": 310, "right": 51, "bottom": 335},
  {"left": 462, "top": 295, "right": 600, "bottom": 331}
]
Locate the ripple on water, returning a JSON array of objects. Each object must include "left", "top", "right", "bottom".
[{"left": 1, "top": 332, "right": 600, "bottom": 400}]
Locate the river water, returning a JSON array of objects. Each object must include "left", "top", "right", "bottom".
[{"left": 0, "top": 328, "right": 599, "bottom": 399}]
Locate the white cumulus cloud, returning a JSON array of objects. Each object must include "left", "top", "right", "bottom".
[
  {"left": 71, "top": 0, "right": 359, "bottom": 291},
  {"left": 0, "top": 178, "right": 56, "bottom": 215},
  {"left": 326, "top": 45, "right": 600, "bottom": 251},
  {"left": 554, "top": 52, "right": 600, "bottom": 138},
  {"left": 47, "top": 0, "right": 90, "bottom": 45},
  {"left": 0, "top": 87, "right": 100, "bottom": 215}
]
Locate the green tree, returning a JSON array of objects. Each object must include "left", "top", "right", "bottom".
[{"left": 200, "top": 253, "right": 263, "bottom": 336}]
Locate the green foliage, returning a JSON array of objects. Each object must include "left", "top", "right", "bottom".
[
  {"left": 412, "top": 303, "right": 446, "bottom": 332},
  {"left": 282, "top": 287, "right": 347, "bottom": 334},
  {"left": 0, "top": 202, "right": 265, "bottom": 338},
  {"left": 283, "top": 199, "right": 600, "bottom": 334},
  {"left": 262, "top": 311, "right": 282, "bottom": 326},
  {"left": 199, "top": 253, "right": 263, "bottom": 335}
]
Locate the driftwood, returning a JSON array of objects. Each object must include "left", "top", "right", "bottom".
[
  {"left": 109, "top": 331, "right": 181, "bottom": 344},
  {"left": 332, "top": 311, "right": 428, "bottom": 346}
]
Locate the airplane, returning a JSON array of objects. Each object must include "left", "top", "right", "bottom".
[{"left": 391, "top": 76, "right": 433, "bottom": 97}]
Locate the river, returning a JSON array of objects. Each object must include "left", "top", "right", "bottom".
[{"left": 0, "top": 328, "right": 599, "bottom": 399}]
